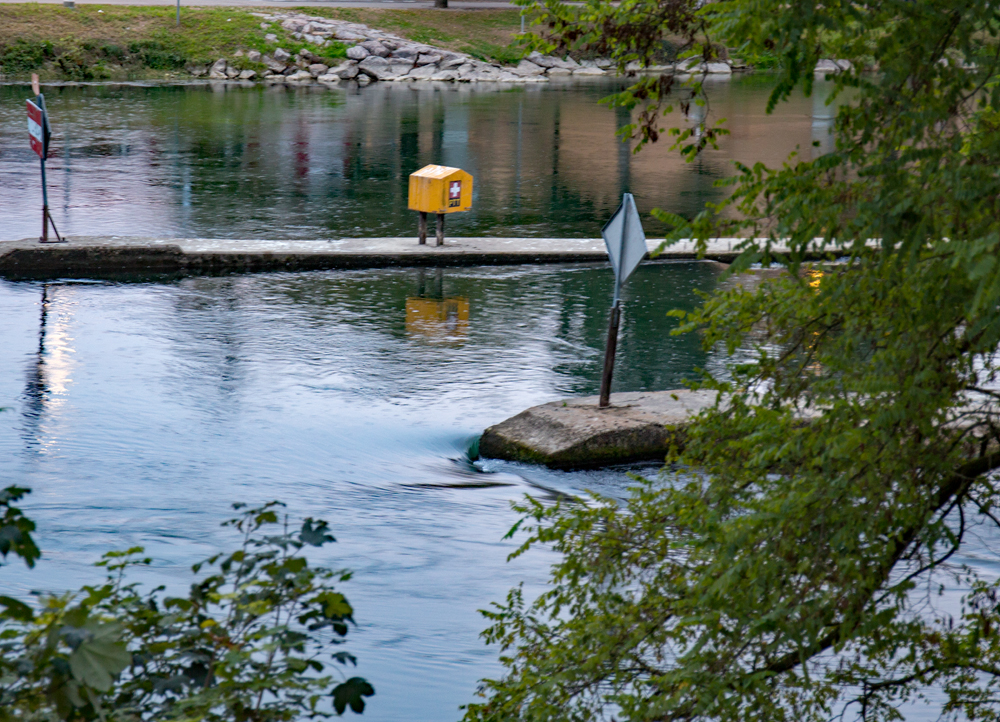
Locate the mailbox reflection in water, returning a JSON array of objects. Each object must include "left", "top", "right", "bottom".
[{"left": 405, "top": 297, "right": 470, "bottom": 341}]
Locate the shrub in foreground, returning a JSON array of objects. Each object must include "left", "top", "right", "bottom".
[{"left": 0, "top": 496, "right": 373, "bottom": 721}]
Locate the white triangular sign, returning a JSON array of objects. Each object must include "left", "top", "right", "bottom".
[{"left": 601, "top": 193, "right": 646, "bottom": 295}]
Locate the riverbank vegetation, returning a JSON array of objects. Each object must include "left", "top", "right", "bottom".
[
  {"left": 0, "top": 4, "right": 525, "bottom": 80},
  {"left": 0, "top": 5, "right": 347, "bottom": 80},
  {"left": 465, "top": 0, "right": 1000, "bottom": 720},
  {"left": 0, "top": 492, "right": 373, "bottom": 719}
]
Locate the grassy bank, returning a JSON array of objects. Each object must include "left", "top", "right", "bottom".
[{"left": 0, "top": 4, "right": 525, "bottom": 81}]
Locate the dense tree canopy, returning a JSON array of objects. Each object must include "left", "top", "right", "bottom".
[{"left": 466, "top": 1, "right": 1000, "bottom": 720}]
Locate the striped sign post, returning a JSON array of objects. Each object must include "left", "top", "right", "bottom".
[{"left": 27, "top": 74, "right": 62, "bottom": 243}]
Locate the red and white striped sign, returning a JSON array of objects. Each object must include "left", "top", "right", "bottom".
[{"left": 27, "top": 99, "right": 44, "bottom": 159}]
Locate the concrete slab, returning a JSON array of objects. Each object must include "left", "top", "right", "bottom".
[
  {"left": 477, "top": 389, "right": 717, "bottom": 468},
  {"left": 0, "top": 235, "right": 838, "bottom": 279}
]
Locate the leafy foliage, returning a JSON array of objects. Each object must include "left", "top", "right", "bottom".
[
  {"left": 0, "top": 486, "right": 39, "bottom": 570},
  {"left": 0, "top": 39, "right": 53, "bottom": 74},
  {"left": 466, "top": 1, "right": 1000, "bottom": 721},
  {"left": 0, "top": 501, "right": 373, "bottom": 720}
]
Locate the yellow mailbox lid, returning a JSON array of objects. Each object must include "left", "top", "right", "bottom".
[{"left": 408, "top": 165, "right": 473, "bottom": 214}]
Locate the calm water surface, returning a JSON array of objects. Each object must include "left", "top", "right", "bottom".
[{"left": 0, "top": 76, "right": 836, "bottom": 240}]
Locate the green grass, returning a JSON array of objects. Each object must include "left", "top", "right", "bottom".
[{"left": 0, "top": 5, "right": 345, "bottom": 80}]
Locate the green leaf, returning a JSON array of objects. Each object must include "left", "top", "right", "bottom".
[
  {"left": 68, "top": 623, "right": 131, "bottom": 692},
  {"left": 300, "top": 518, "right": 336, "bottom": 547},
  {"left": 332, "top": 677, "right": 375, "bottom": 715},
  {"left": 0, "top": 595, "right": 34, "bottom": 621}
]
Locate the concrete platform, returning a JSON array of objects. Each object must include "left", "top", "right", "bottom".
[
  {"left": 0, "top": 235, "right": 829, "bottom": 279},
  {"left": 477, "top": 389, "right": 717, "bottom": 468}
]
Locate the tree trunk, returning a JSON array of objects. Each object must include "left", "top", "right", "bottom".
[{"left": 434, "top": 0, "right": 448, "bottom": 8}]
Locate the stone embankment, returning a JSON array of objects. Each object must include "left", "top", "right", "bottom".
[{"left": 185, "top": 11, "right": 744, "bottom": 85}]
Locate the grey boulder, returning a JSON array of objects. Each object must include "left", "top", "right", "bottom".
[
  {"left": 336, "top": 30, "right": 366, "bottom": 43},
  {"left": 263, "top": 55, "right": 286, "bottom": 73},
  {"left": 526, "top": 52, "right": 557, "bottom": 68},
  {"left": 346, "top": 45, "right": 370, "bottom": 60},
  {"left": 332, "top": 61, "right": 360, "bottom": 79},
  {"left": 392, "top": 47, "right": 420, "bottom": 60},
  {"left": 273, "top": 47, "right": 292, "bottom": 62},
  {"left": 403, "top": 64, "right": 437, "bottom": 80},
  {"left": 438, "top": 54, "right": 466, "bottom": 70},
  {"left": 360, "top": 40, "right": 390, "bottom": 57},
  {"left": 358, "top": 56, "right": 398, "bottom": 80},
  {"left": 512, "top": 59, "right": 545, "bottom": 76}
]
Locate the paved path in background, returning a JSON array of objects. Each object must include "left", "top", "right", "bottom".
[
  {"left": 0, "top": 0, "right": 517, "bottom": 8},
  {"left": 0, "top": 235, "right": 837, "bottom": 279}
]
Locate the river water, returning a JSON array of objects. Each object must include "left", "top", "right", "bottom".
[
  {"left": 0, "top": 76, "right": 834, "bottom": 240},
  {"left": 0, "top": 262, "right": 724, "bottom": 720},
  {"left": 0, "top": 76, "right": 961, "bottom": 722}
]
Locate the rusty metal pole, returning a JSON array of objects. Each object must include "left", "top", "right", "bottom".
[
  {"left": 436, "top": 213, "right": 444, "bottom": 246},
  {"left": 598, "top": 300, "right": 620, "bottom": 407},
  {"left": 418, "top": 211, "right": 427, "bottom": 244},
  {"left": 40, "top": 156, "right": 48, "bottom": 242}
]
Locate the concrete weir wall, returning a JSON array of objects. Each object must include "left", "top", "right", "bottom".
[
  {"left": 0, "top": 237, "right": 622, "bottom": 279},
  {"left": 0, "top": 236, "right": 829, "bottom": 280},
  {"left": 477, "top": 390, "right": 718, "bottom": 469}
]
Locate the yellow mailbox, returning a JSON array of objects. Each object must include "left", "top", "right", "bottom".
[{"left": 408, "top": 165, "right": 473, "bottom": 246}]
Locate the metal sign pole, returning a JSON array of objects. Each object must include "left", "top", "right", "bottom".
[
  {"left": 599, "top": 199, "right": 628, "bottom": 408},
  {"left": 598, "top": 192, "right": 646, "bottom": 408},
  {"left": 38, "top": 93, "right": 60, "bottom": 243},
  {"left": 28, "top": 75, "right": 62, "bottom": 244},
  {"left": 598, "top": 302, "right": 621, "bottom": 408},
  {"left": 40, "top": 146, "right": 49, "bottom": 242}
]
